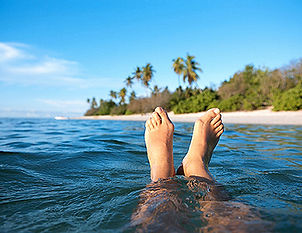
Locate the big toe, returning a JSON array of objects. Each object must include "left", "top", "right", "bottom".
[
  {"left": 202, "top": 108, "right": 220, "bottom": 122},
  {"left": 155, "top": 107, "right": 171, "bottom": 123}
]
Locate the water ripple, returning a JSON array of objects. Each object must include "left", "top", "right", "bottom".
[{"left": 0, "top": 119, "right": 301, "bottom": 232}]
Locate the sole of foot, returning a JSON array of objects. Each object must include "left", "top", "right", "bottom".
[
  {"left": 177, "top": 108, "right": 224, "bottom": 180},
  {"left": 145, "top": 107, "right": 175, "bottom": 181}
]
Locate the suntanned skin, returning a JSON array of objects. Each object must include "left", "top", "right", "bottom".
[
  {"left": 181, "top": 108, "right": 224, "bottom": 180},
  {"left": 144, "top": 107, "right": 175, "bottom": 181},
  {"left": 133, "top": 109, "right": 272, "bottom": 232},
  {"left": 145, "top": 107, "right": 223, "bottom": 181}
]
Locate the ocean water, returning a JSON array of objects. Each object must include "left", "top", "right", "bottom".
[{"left": 0, "top": 118, "right": 301, "bottom": 232}]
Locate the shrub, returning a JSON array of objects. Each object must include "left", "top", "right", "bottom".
[
  {"left": 95, "top": 100, "right": 116, "bottom": 115},
  {"left": 273, "top": 82, "right": 302, "bottom": 111},
  {"left": 217, "top": 94, "right": 242, "bottom": 112},
  {"left": 110, "top": 104, "right": 127, "bottom": 115},
  {"left": 172, "top": 89, "right": 218, "bottom": 114},
  {"left": 125, "top": 109, "right": 134, "bottom": 115},
  {"left": 84, "top": 108, "right": 98, "bottom": 116}
]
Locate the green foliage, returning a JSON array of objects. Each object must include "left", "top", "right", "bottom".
[
  {"left": 95, "top": 100, "right": 116, "bottom": 115},
  {"left": 168, "top": 86, "right": 200, "bottom": 109},
  {"left": 172, "top": 89, "right": 218, "bottom": 114},
  {"left": 85, "top": 58, "right": 302, "bottom": 115},
  {"left": 110, "top": 104, "right": 127, "bottom": 115},
  {"left": 216, "top": 95, "right": 242, "bottom": 112},
  {"left": 172, "top": 54, "right": 202, "bottom": 86},
  {"left": 125, "top": 109, "right": 134, "bottom": 115},
  {"left": 84, "top": 108, "right": 98, "bottom": 116},
  {"left": 118, "top": 88, "right": 127, "bottom": 104},
  {"left": 215, "top": 61, "right": 302, "bottom": 112},
  {"left": 91, "top": 97, "right": 98, "bottom": 109},
  {"left": 273, "top": 82, "right": 302, "bottom": 111}
]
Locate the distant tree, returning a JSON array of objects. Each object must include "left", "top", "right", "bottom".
[
  {"left": 87, "top": 98, "right": 90, "bottom": 104},
  {"left": 91, "top": 97, "right": 98, "bottom": 109},
  {"left": 142, "top": 63, "right": 155, "bottom": 89},
  {"left": 96, "top": 99, "right": 116, "bottom": 115},
  {"left": 133, "top": 67, "right": 142, "bottom": 81},
  {"left": 172, "top": 54, "right": 202, "bottom": 87},
  {"left": 172, "top": 57, "right": 185, "bottom": 87},
  {"left": 118, "top": 88, "right": 127, "bottom": 104},
  {"left": 183, "top": 54, "right": 202, "bottom": 86},
  {"left": 129, "top": 91, "right": 136, "bottom": 102},
  {"left": 109, "top": 90, "right": 117, "bottom": 100},
  {"left": 100, "top": 99, "right": 104, "bottom": 106},
  {"left": 125, "top": 76, "right": 134, "bottom": 88},
  {"left": 152, "top": 85, "right": 161, "bottom": 96},
  {"left": 273, "top": 82, "right": 302, "bottom": 111}
]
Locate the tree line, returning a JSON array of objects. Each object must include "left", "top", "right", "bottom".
[{"left": 85, "top": 56, "right": 302, "bottom": 116}]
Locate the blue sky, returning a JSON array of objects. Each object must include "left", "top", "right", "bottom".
[{"left": 0, "top": 0, "right": 301, "bottom": 117}]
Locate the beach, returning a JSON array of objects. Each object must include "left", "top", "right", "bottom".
[{"left": 70, "top": 108, "right": 302, "bottom": 125}]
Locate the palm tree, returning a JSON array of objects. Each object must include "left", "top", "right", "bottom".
[
  {"left": 129, "top": 91, "right": 136, "bottom": 102},
  {"left": 152, "top": 85, "right": 161, "bottom": 96},
  {"left": 133, "top": 67, "right": 142, "bottom": 81},
  {"left": 118, "top": 88, "right": 127, "bottom": 104},
  {"left": 125, "top": 76, "right": 134, "bottom": 88},
  {"left": 100, "top": 99, "right": 104, "bottom": 107},
  {"left": 142, "top": 63, "right": 155, "bottom": 89},
  {"left": 109, "top": 90, "right": 117, "bottom": 100},
  {"left": 183, "top": 54, "right": 202, "bottom": 86},
  {"left": 172, "top": 57, "right": 185, "bottom": 87},
  {"left": 91, "top": 97, "right": 97, "bottom": 109}
]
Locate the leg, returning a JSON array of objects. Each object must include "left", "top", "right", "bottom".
[
  {"left": 177, "top": 108, "right": 224, "bottom": 180},
  {"left": 131, "top": 107, "right": 185, "bottom": 231},
  {"left": 131, "top": 179, "right": 188, "bottom": 232},
  {"left": 132, "top": 109, "right": 272, "bottom": 232},
  {"left": 145, "top": 107, "right": 175, "bottom": 181}
]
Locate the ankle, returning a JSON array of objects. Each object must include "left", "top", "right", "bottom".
[
  {"left": 183, "top": 155, "right": 204, "bottom": 169},
  {"left": 151, "top": 163, "right": 174, "bottom": 180},
  {"left": 183, "top": 157, "right": 212, "bottom": 178}
]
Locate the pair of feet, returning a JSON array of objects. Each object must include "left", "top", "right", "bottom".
[{"left": 145, "top": 107, "right": 224, "bottom": 182}]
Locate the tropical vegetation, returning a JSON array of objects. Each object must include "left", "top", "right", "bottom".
[{"left": 85, "top": 57, "right": 302, "bottom": 116}]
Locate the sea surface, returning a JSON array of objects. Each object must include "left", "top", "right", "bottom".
[{"left": 0, "top": 118, "right": 301, "bottom": 232}]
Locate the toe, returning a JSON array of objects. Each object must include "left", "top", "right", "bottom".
[
  {"left": 151, "top": 117, "right": 158, "bottom": 127},
  {"left": 146, "top": 118, "right": 154, "bottom": 129},
  {"left": 208, "top": 108, "right": 220, "bottom": 114},
  {"left": 211, "top": 113, "right": 221, "bottom": 125},
  {"left": 214, "top": 120, "right": 222, "bottom": 128},
  {"left": 155, "top": 107, "right": 171, "bottom": 123},
  {"left": 152, "top": 112, "right": 162, "bottom": 124},
  {"left": 216, "top": 128, "right": 224, "bottom": 137},
  {"left": 214, "top": 124, "right": 224, "bottom": 133},
  {"left": 204, "top": 108, "right": 220, "bottom": 122}
]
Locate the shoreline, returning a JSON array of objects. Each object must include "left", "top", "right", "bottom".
[{"left": 68, "top": 108, "right": 302, "bottom": 125}]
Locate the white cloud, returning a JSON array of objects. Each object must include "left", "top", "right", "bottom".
[
  {"left": 0, "top": 42, "right": 24, "bottom": 61},
  {"left": 0, "top": 42, "right": 128, "bottom": 90},
  {"left": 0, "top": 42, "right": 127, "bottom": 117},
  {"left": 0, "top": 42, "right": 34, "bottom": 62},
  {"left": 9, "top": 58, "right": 76, "bottom": 75},
  {"left": 0, "top": 42, "right": 94, "bottom": 87}
]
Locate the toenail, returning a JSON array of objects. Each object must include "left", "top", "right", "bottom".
[
  {"left": 214, "top": 108, "right": 220, "bottom": 114},
  {"left": 156, "top": 107, "right": 163, "bottom": 112}
]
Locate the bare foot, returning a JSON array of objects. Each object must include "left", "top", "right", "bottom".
[
  {"left": 145, "top": 107, "right": 175, "bottom": 181},
  {"left": 178, "top": 108, "right": 224, "bottom": 180}
]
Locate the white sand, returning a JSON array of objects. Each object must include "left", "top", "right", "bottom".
[{"left": 69, "top": 108, "right": 302, "bottom": 125}]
